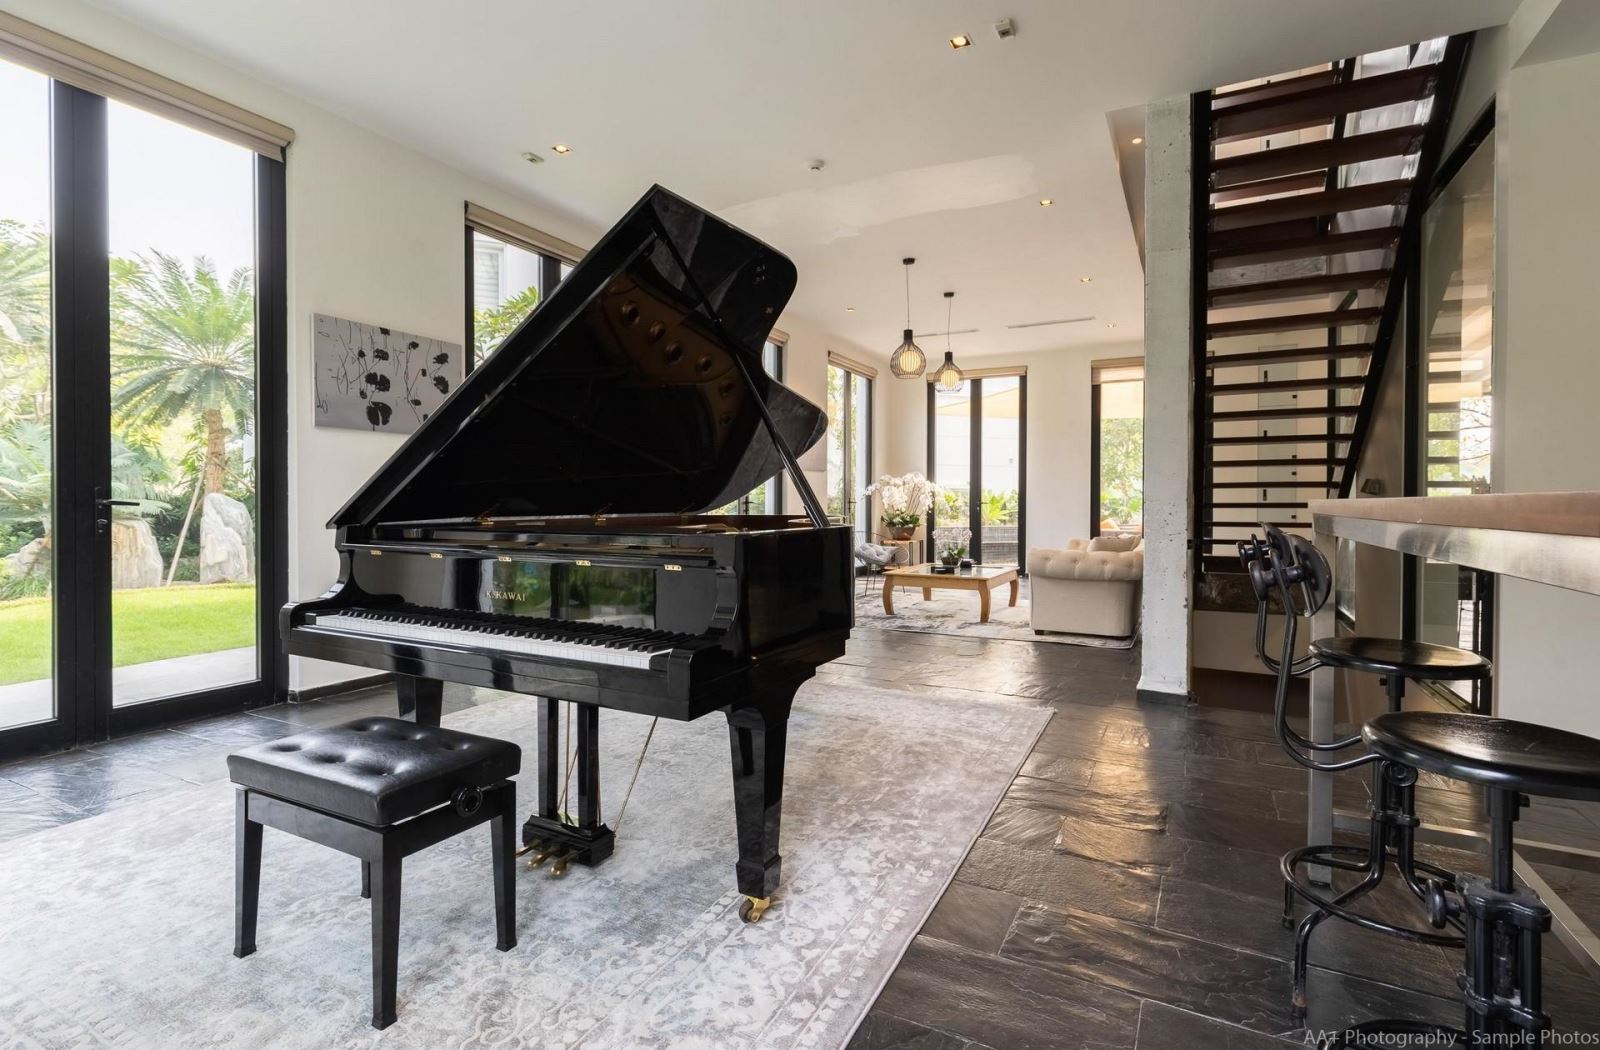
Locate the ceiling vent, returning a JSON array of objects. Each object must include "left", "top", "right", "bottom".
[
  {"left": 1005, "top": 316, "right": 1095, "bottom": 330},
  {"left": 913, "top": 327, "right": 979, "bottom": 338},
  {"left": 993, "top": 17, "right": 1016, "bottom": 40}
]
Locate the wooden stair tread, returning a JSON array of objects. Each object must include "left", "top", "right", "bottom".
[
  {"left": 1211, "top": 69, "right": 1340, "bottom": 109},
  {"left": 1210, "top": 171, "right": 1327, "bottom": 205},
  {"left": 1211, "top": 501, "right": 1312, "bottom": 509},
  {"left": 1210, "top": 181, "right": 1413, "bottom": 232},
  {"left": 1209, "top": 434, "right": 1350, "bottom": 447},
  {"left": 1210, "top": 376, "right": 1367, "bottom": 394},
  {"left": 1211, "top": 479, "right": 1340, "bottom": 488},
  {"left": 1211, "top": 457, "right": 1340, "bottom": 467},
  {"left": 1207, "top": 345, "right": 1373, "bottom": 368},
  {"left": 1212, "top": 65, "right": 1439, "bottom": 143},
  {"left": 1211, "top": 126, "right": 1424, "bottom": 189},
  {"left": 1208, "top": 270, "right": 1389, "bottom": 307},
  {"left": 1207, "top": 306, "right": 1382, "bottom": 338},
  {"left": 1211, "top": 405, "right": 1360, "bottom": 421},
  {"left": 1210, "top": 227, "right": 1400, "bottom": 268}
]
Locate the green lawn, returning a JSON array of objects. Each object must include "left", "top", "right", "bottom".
[{"left": 0, "top": 583, "right": 255, "bottom": 686}]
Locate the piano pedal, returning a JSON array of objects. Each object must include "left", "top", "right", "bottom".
[
  {"left": 547, "top": 849, "right": 573, "bottom": 878},
  {"left": 514, "top": 840, "right": 544, "bottom": 859},
  {"left": 739, "top": 896, "right": 773, "bottom": 924}
]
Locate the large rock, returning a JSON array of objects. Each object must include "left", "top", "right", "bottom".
[
  {"left": 200, "top": 492, "right": 254, "bottom": 584},
  {"left": 2, "top": 536, "right": 50, "bottom": 585},
  {"left": 111, "top": 519, "right": 163, "bottom": 590}
]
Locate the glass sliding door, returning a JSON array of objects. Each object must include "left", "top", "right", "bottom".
[
  {"left": 825, "top": 361, "right": 872, "bottom": 545},
  {"left": 0, "top": 62, "right": 285, "bottom": 759},
  {"left": 711, "top": 338, "right": 786, "bottom": 515},
  {"left": 979, "top": 376, "right": 1023, "bottom": 564},
  {"left": 106, "top": 101, "right": 262, "bottom": 707},
  {"left": 1415, "top": 125, "right": 1495, "bottom": 710},
  {"left": 928, "top": 372, "right": 1026, "bottom": 565},
  {"left": 929, "top": 381, "right": 971, "bottom": 556},
  {"left": 0, "top": 58, "right": 54, "bottom": 736}
]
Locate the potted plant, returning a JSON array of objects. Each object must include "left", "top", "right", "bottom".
[
  {"left": 864, "top": 472, "right": 943, "bottom": 541},
  {"left": 932, "top": 527, "right": 970, "bottom": 573}
]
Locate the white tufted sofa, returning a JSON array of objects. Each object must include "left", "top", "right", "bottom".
[{"left": 1026, "top": 535, "right": 1143, "bottom": 638}]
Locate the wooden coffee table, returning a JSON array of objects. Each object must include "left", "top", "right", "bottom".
[{"left": 880, "top": 564, "right": 1020, "bottom": 624}]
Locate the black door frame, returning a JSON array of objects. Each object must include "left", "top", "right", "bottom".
[
  {"left": 926, "top": 373, "right": 1027, "bottom": 565},
  {"left": 0, "top": 83, "right": 287, "bottom": 760}
]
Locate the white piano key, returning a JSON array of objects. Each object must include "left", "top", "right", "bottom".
[{"left": 311, "top": 613, "right": 670, "bottom": 670}]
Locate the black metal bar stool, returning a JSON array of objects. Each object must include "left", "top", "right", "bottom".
[
  {"left": 1332, "top": 711, "right": 1600, "bottom": 1047},
  {"left": 1239, "top": 526, "right": 1490, "bottom": 1015}
]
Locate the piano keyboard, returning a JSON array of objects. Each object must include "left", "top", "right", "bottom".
[{"left": 309, "top": 608, "right": 694, "bottom": 670}]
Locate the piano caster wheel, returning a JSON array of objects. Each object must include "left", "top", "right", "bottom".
[
  {"left": 739, "top": 896, "right": 772, "bottom": 924},
  {"left": 548, "top": 852, "right": 572, "bottom": 878}
]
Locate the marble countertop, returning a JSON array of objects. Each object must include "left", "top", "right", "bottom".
[{"left": 1308, "top": 491, "right": 1600, "bottom": 539}]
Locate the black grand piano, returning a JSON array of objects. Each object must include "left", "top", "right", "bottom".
[{"left": 283, "top": 186, "right": 853, "bottom": 922}]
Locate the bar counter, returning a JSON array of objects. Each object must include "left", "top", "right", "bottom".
[{"left": 1307, "top": 490, "right": 1600, "bottom": 977}]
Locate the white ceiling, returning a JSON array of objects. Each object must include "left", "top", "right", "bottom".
[{"left": 87, "top": 0, "right": 1516, "bottom": 355}]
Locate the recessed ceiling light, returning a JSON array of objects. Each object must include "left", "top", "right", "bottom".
[
  {"left": 846, "top": 307, "right": 856, "bottom": 312},
  {"left": 1106, "top": 322, "right": 1117, "bottom": 329},
  {"left": 1039, "top": 198, "right": 1054, "bottom": 207},
  {"left": 1079, "top": 276, "right": 1092, "bottom": 283},
  {"left": 949, "top": 34, "right": 972, "bottom": 49},
  {"left": 551, "top": 143, "right": 573, "bottom": 155},
  {"left": 1131, "top": 136, "right": 1144, "bottom": 145}
]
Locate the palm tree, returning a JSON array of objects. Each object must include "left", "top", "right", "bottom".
[
  {"left": 0, "top": 221, "right": 52, "bottom": 428},
  {"left": 111, "top": 252, "right": 254, "bottom": 495}
]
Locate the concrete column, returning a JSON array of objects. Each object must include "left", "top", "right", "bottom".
[{"left": 1137, "top": 95, "right": 1194, "bottom": 704}]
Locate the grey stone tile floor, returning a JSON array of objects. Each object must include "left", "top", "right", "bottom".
[{"left": 3, "top": 627, "right": 1599, "bottom": 1048}]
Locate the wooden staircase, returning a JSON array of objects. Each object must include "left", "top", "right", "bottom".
[{"left": 1192, "top": 36, "right": 1470, "bottom": 575}]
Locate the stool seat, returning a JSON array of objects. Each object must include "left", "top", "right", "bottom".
[
  {"left": 227, "top": 717, "right": 521, "bottom": 826},
  {"left": 1364, "top": 712, "right": 1600, "bottom": 803},
  {"left": 1309, "top": 637, "right": 1491, "bottom": 681}
]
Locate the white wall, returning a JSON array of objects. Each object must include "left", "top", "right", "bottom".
[
  {"left": 875, "top": 341, "right": 1145, "bottom": 553},
  {"left": 12, "top": 0, "right": 867, "bottom": 694},
  {"left": 1490, "top": 41, "right": 1600, "bottom": 734}
]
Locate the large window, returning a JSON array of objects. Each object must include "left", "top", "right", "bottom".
[
  {"left": 713, "top": 338, "right": 787, "bottom": 515},
  {"left": 1091, "top": 360, "right": 1144, "bottom": 537},
  {"left": 0, "top": 55, "right": 286, "bottom": 756},
  {"left": 928, "top": 371, "right": 1027, "bottom": 564},
  {"left": 1414, "top": 121, "right": 1495, "bottom": 709},
  {"left": 825, "top": 359, "right": 872, "bottom": 544},
  {"left": 464, "top": 209, "right": 577, "bottom": 366}
]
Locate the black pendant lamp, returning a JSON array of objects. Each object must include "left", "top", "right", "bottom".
[
  {"left": 888, "top": 257, "right": 926, "bottom": 378},
  {"left": 931, "top": 291, "right": 965, "bottom": 392}
]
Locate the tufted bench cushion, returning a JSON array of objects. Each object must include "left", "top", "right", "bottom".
[{"left": 227, "top": 717, "right": 521, "bottom": 827}]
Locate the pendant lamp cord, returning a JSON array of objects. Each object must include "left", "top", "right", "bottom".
[
  {"left": 946, "top": 295, "right": 953, "bottom": 349},
  {"left": 904, "top": 264, "right": 911, "bottom": 327}
]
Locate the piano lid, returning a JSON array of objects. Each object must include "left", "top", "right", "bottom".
[{"left": 329, "top": 186, "right": 826, "bottom": 528}]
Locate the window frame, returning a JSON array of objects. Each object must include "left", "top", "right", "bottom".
[
  {"left": 826, "top": 358, "right": 874, "bottom": 542},
  {"left": 926, "top": 369, "right": 1027, "bottom": 565},
  {"left": 1089, "top": 361, "right": 1143, "bottom": 541},
  {"left": 463, "top": 224, "right": 566, "bottom": 371}
]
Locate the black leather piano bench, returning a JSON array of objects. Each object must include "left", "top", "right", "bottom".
[{"left": 226, "top": 717, "right": 521, "bottom": 1030}]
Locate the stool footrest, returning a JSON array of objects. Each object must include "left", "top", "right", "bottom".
[{"left": 1282, "top": 843, "right": 1466, "bottom": 948}]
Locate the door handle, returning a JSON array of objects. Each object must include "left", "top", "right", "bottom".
[{"left": 95, "top": 493, "right": 139, "bottom": 534}]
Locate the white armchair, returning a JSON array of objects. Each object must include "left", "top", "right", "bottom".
[{"left": 1026, "top": 535, "right": 1143, "bottom": 637}]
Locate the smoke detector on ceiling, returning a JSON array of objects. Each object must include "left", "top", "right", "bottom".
[{"left": 993, "top": 18, "right": 1016, "bottom": 40}]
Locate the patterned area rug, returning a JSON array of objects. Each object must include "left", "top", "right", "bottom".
[
  {"left": 0, "top": 683, "right": 1048, "bottom": 1050},
  {"left": 855, "top": 575, "right": 1138, "bottom": 649}
]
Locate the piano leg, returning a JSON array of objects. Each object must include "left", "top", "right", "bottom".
[
  {"left": 521, "top": 699, "right": 615, "bottom": 871},
  {"left": 396, "top": 675, "right": 443, "bottom": 727},
  {"left": 726, "top": 689, "right": 798, "bottom": 923}
]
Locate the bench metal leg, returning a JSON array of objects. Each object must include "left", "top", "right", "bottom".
[
  {"left": 360, "top": 860, "right": 371, "bottom": 900},
  {"left": 370, "top": 851, "right": 402, "bottom": 1030},
  {"left": 491, "top": 786, "right": 516, "bottom": 951},
  {"left": 234, "top": 788, "right": 262, "bottom": 958}
]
